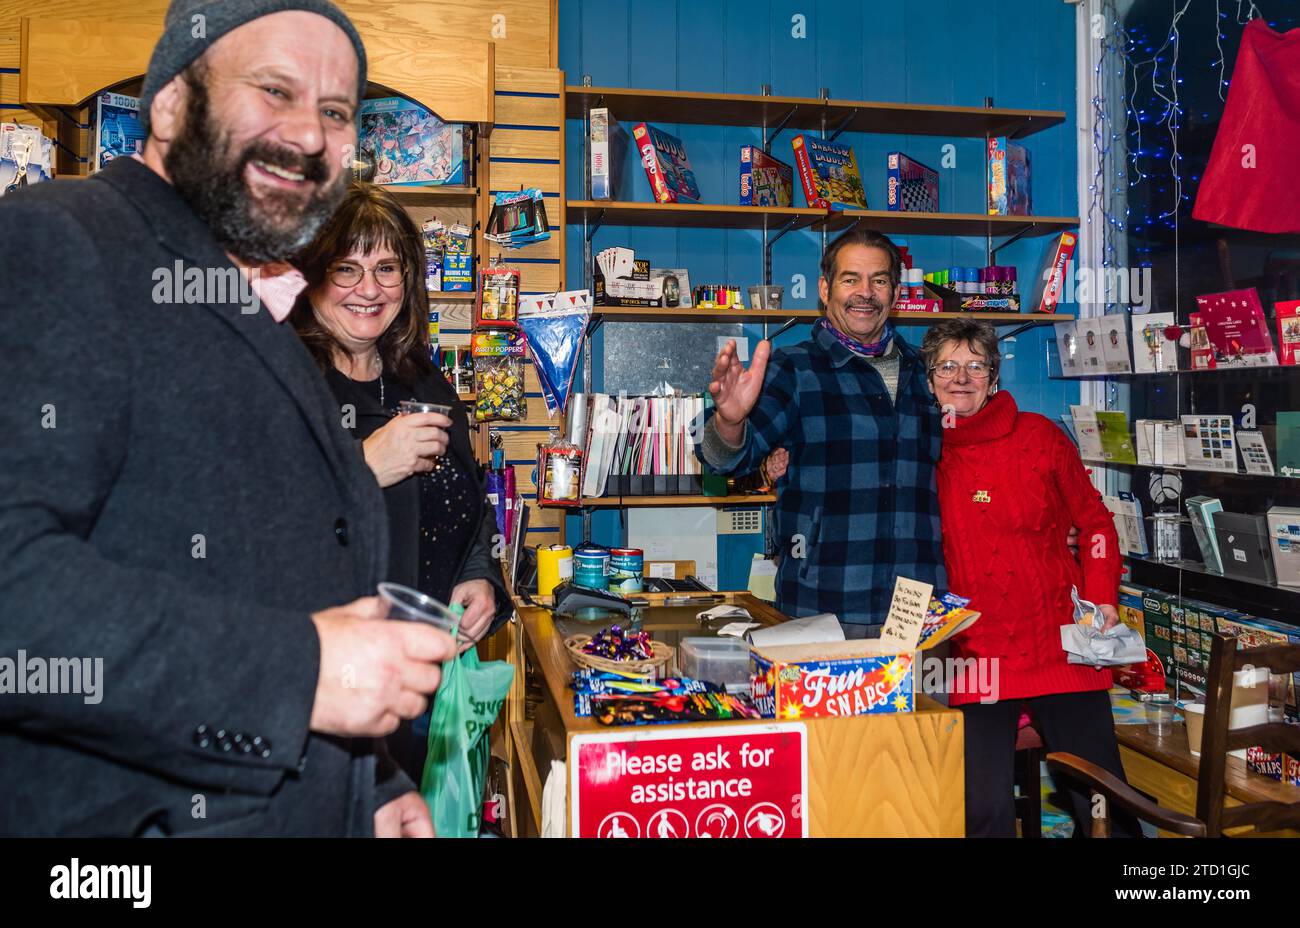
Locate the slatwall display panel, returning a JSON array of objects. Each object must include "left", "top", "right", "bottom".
[
  {"left": 494, "top": 92, "right": 562, "bottom": 129},
  {"left": 487, "top": 160, "right": 562, "bottom": 199},
  {"left": 488, "top": 235, "right": 562, "bottom": 263},
  {"left": 495, "top": 64, "right": 563, "bottom": 95}
]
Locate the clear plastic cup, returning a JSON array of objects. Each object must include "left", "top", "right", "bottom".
[
  {"left": 397, "top": 401, "right": 453, "bottom": 464},
  {"left": 397, "top": 400, "right": 453, "bottom": 417},
  {"left": 378, "top": 582, "right": 462, "bottom": 635},
  {"left": 1146, "top": 694, "right": 1174, "bottom": 737}
]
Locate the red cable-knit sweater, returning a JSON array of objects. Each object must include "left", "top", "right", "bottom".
[{"left": 938, "top": 390, "right": 1121, "bottom": 705}]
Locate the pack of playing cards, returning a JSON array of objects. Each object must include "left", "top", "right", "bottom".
[{"left": 594, "top": 247, "right": 657, "bottom": 306}]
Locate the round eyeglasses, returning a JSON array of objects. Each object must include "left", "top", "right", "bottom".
[
  {"left": 329, "top": 261, "right": 404, "bottom": 289},
  {"left": 930, "top": 360, "right": 993, "bottom": 380}
]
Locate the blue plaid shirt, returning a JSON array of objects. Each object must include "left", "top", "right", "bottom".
[{"left": 699, "top": 324, "right": 946, "bottom": 627}]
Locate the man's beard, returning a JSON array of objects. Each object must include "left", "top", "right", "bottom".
[{"left": 164, "top": 77, "right": 348, "bottom": 264}]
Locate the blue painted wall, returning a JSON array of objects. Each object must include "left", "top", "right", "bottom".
[{"left": 560, "top": 0, "right": 1080, "bottom": 587}]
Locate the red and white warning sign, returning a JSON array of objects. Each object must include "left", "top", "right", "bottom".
[{"left": 570, "top": 723, "right": 808, "bottom": 838}]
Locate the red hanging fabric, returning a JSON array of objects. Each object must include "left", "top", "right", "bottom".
[{"left": 1192, "top": 19, "right": 1300, "bottom": 234}]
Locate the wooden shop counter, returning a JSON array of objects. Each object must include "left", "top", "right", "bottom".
[
  {"left": 1116, "top": 722, "right": 1300, "bottom": 838},
  {"left": 502, "top": 592, "right": 965, "bottom": 838}
]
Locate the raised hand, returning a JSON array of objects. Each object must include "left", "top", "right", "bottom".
[{"left": 708, "top": 339, "right": 770, "bottom": 445}]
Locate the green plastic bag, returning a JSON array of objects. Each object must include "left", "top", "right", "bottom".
[{"left": 419, "top": 646, "right": 515, "bottom": 837}]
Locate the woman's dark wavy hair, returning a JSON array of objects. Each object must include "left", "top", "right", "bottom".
[{"left": 290, "top": 181, "right": 433, "bottom": 386}]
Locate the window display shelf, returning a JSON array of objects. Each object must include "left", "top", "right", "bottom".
[{"left": 1127, "top": 555, "right": 1299, "bottom": 597}]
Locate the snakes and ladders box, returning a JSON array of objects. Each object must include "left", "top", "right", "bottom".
[
  {"left": 750, "top": 594, "right": 979, "bottom": 719},
  {"left": 791, "top": 134, "right": 867, "bottom": 211}
]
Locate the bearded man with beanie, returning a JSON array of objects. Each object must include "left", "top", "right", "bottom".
[{"left": 0, "top": 1, "right": 455, "bottom": 837}]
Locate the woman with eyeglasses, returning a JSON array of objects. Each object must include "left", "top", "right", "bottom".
[
  {"left": 289, "top": 182, "right": 510, "bottom": 783},
  {"left": 921, "top": 319, "right": 1139, "bottom": 839}
]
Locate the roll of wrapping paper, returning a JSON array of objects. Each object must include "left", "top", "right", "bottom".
[
  {"left": 536, "top": 544, "right": 573, "bottom": 596},
  {"left": 566, "top": 394, "right": 589, "bottom": 451},
  {"left": 484, "top": 469, "right": 507, "bottom": 535}
]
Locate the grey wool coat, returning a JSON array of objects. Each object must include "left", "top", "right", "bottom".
[{"left": 0, "top": 156, "right": 413, "bottom": 836}]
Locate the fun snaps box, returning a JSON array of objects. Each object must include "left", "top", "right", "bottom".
[{"left": 750, "top": 600, "right": 979, "bottom": 719}]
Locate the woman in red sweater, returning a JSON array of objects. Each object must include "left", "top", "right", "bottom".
[{"left": 922, "top": 319, "right": 1139, "bottom": 838}]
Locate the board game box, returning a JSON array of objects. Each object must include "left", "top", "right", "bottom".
[
  {"left": 886, "top": 151, "right": 939, "bottom": 212},
  {"left": 791, "top": 134, "right": 867, "bottom": 211},
  {"left": 90, "top": 91, "right": 145, "bottom": 173},
  {"left": 358, "top": 97, "right": 469, "bottom": 187},
  {"left": 632, "top": 122, "right": 700, "bottom": 204},
  {"left": 988, "top": 137, "right": 1031, "bottom": 215},
  {"left": 739, "top": 146, "right": 793, "bottom": 207},
  {"left": 588, "top": 107, "right": 630, "bottom": 200}
]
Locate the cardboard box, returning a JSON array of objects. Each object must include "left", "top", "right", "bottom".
[
  {"left": 987, "top": 137, "right": 1031, "bottom": 215},
  {"left": 1029, "top": 232, "right": 1077, "bottom": 314},
  {"left": 1141, "top": 589, "right": 1174, "bottom": 630},
  {"left": 1118, "top": 585, "right": 1146, "bottom": 642},
  {"left": 358, "top": 96, "right": 468, "bottom": 187},
  {"left": 1246, "top": 745, "right": 1300, "bottom": 787},
  {"left": 750, "top": 608, "right": 978, "bottom": 719}
]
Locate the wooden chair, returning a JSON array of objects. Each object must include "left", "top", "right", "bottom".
[{"left": 1047, "top": 633, "right": 1300, "bottom": 837}]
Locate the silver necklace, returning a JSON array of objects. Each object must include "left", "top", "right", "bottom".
[{"left": 370, "top": 353, "right": 384, "bottom": 408}]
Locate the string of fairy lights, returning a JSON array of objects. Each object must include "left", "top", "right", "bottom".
[{"left": 1086, "top": 0, "right": 1279, "bottom": 290}]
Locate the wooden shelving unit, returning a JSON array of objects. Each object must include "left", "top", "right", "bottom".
[
  {"left": 834, "top": 209, "right": 1078, "bottom": 238},
  {"left": 593, "top": 306, "right": 820, "bottom": 324},
  {"left": 388, "top": 185, "right": 478, "bottom": 205},
  {"left": 565, "top": 86, "right": 1065, "bottom": 140},
  {"left": 569, "top": 200, "right": 1078, "bottom": 239},
  {"left": 428, "top": 289, "right": 477, "bottom": 302},
  {"left": 569, "top": 199, "right": 828, "bottom": 231},
  {"left": 565, "top": 82, "right": 1075, "bottom": 539},
  {"left": 547, "top": 494, "right": 777, "bottom": 509},
  {"left": 589, "top": 305, "right": 1074, "bottom": 326}
]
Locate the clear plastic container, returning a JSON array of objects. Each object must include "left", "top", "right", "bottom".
[{"left": 679, "top": 637, "right": 752, "bottom": 687}]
